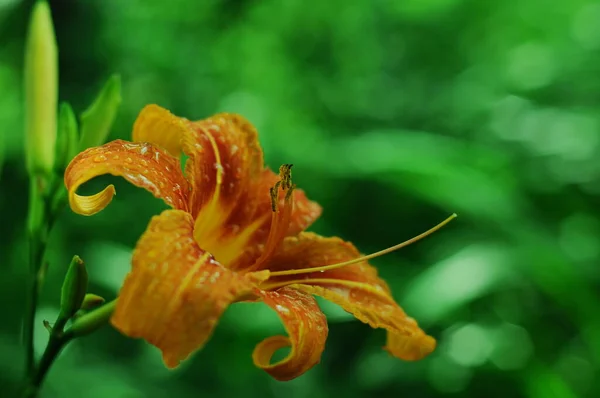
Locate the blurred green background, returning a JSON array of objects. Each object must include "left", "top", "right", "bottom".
[{"left": 2, "top": 0, "right": 600, "bottom": 397}]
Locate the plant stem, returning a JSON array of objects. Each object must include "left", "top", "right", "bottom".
[
  {"left": 23, "top": 317, "right": 70, "bottom": 398},
  {"left": 22, "top": 173, "right": 113, "bottom": 397},
  {"left": 24, "top": 176, "right": 49, "bottom": 378},
  {"left": 24, "top": 236, "right": 45, "bottom": 377},
  {"left": 22, "top": 300, "right": 116, "bottom": 398},
  {"left": 23, "top": 176, "right": 64, "bottom": 396}
]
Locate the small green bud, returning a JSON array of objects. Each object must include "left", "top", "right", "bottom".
[
  {"left": 68, "top": 300, "right": 116, "bottom": 338},
  {"left": 80, "top": 293, "right": 105, "bottom": 310},
  {"left": 59, "top": 256, "right": 88, "bottom": 321},
  {"left": 24, "top": 0, "right": 58, "bottom": 176},
  {"left": 55, "top": 102, "right": 79, "bottom": 172},
  {"left": 79, "top": 75, "right": 122, "bottom": 151}
]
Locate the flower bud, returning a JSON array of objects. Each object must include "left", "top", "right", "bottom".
[
  {"left": 24, "top": 0, "right": 58, "bottom": 176},
  {"left": 59, "top": 255, "right": 88, "bottom": 321},
  {"left": 80, "top": 293, "right": 105, "bottom": 311},
  {"left": 68, "top": 301, "right": 116, "bottom": 338}
]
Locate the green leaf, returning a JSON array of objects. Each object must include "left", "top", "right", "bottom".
[
  {"left": 55, "top": 102, "right": 79, "bottom": 172},
  {"left": 59, "top": 255, "right": 89, "bottom": 321},
  {"left": 78, "top": 74, "right": 122, "bottom": 151}
]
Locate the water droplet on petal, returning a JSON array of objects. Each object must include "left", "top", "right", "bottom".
[
  {"left": 125, "top": 157, "right": 133, "bottom": 163},
  {"left": 275, "top": 304, "right": 290, "bottom": 314},
  {"left": 93, "top": 155, "right": 107, "bottom": 162}
]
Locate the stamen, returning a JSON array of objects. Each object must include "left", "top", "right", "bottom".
[
  {"left": 270, "top": 164, "right": 293, "bottom": 212},
  {"left": 245, "top": 164, "right": 296, "bottom": 272},
  {"left": 269, "top": 185, "right": 279, "bottom": 212},
  {"left": 268, "top": 213, "right": 457, "bottom": 277},
  {"left": 279, "top": 163, "right": 293, "bottom": 189}
]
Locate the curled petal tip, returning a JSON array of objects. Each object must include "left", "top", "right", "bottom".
[
  {"left": 253, "top": 288, "right": 328, "bottom": 381},
  {"left": 64, "top": 140, "right": 189, "bottom": 216},
  {"left": 69, "top": 184, "right": 116, "bottom": 216}
]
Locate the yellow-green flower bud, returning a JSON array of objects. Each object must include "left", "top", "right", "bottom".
[{"left": 24, "top": 0, "right": 58, "bottom": 176}]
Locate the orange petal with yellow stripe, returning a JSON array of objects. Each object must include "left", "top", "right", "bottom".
[
  {"left": 184, "top": 113, "right": 321, "bottom": 267},
  {"left": 64, "top": 140, "right": 189, "bottom": 215},
  {"left": 184, "top": 113, "right": 264, "bottom": 218},
  {"left": 253, "top": 287, "right": 328, "bottom": 380},
  {"left": 111, "top": 209, "right": 269, "bottom": 368},
  {"left": 262, "top": 232, "right": 436, "bottom": 361}
]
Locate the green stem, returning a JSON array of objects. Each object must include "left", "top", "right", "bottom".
[
  {"left": 22, "top": 176, "right": 66, "bottom": 396},
  {"left": 24, "top": 241, "right": 42, "bottom": 377},
  {"left": 24, "top": 177, "right": 49, "bottom": 378},
  {"left": 23, "top": 300, "right": 116, "bottom": 398},
  {"left": 28, "top": 322, "right": 71, "bottom": 394}
]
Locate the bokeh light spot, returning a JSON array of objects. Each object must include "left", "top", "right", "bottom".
[
  {"left": 571, "top": 3, "right": 600, "bottom": 49},
  {"left": 403, "top": 244, "right": 514, "bottom": 324},
  {"left": 489, "top": 323, "right": 533, "bottom": 370},
  {"left": 447, "top": 323, "right": 493, "bottom": 367},
  {"left": 506, "top": 42, "right": 556, "bottom": 90}
]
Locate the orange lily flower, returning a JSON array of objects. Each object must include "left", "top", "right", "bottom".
[{"left": 65, "top": 105, "right": 452, "bottom": 380}]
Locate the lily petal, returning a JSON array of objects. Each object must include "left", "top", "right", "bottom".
[
  {"left": 111, "top": 209, "right": 269, "bottom": 368},
  {"left": 262, "top": 232, "right": 436, "bottom": 361},
  {"left": 132, "top": 104, "right": 192, "bottom": 157},
  {"left": 65, "top": 140, "right": 189, "bottom": 215},
  {"left": 186, "top": 113, "right": 321, "bottom": 266},
  {"left": 253, "top": 287, "right": 328, "bottom": 381},
  {"left": 185, "top": 113, "right": 263, "bottom": 219}
]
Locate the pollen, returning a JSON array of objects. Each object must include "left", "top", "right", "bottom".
[
  {"left": 279, "top": 164, "right": 293, "bottom": 189},
  {"left": 270, "top": 164, "right": 294, "bottom": 212}
]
